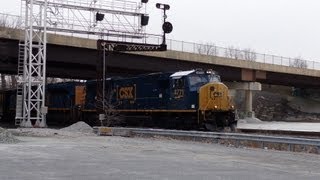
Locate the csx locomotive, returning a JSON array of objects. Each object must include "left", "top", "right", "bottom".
[{"left": 0, "top": 69, "right": 236, "bottom": 130}]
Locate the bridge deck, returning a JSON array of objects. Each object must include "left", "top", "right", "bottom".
[{"left": 1, "top": 27, "right": 320, "bottom": 87}]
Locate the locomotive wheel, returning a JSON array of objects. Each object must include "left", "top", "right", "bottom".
[
  {"left": 203, "top": 113, "right": 218, "bottom": 131},
  {"left": 204, "top": 123, "right": 217, "bottom": 131},
  {"left": 230, "top": 122, "right": 237, "bottom": 132}
]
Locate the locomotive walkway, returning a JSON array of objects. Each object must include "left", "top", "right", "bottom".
[{"left": 1, "top": 14, "right": 320, "bottom": 87}]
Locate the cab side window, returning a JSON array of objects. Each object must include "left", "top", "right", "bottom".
[{"left": 173, "top": 78, "right": 184, "bottom": 89}]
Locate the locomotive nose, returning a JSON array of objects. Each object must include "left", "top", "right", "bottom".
[{"left": 198, "top": 82, "right": 231, "bottom": 111}]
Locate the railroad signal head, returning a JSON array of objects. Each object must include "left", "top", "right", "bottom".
[
  {"left": 156, "top": 2, "right": 172, "bottom": 45},
  {"left": 156, "top": 3, "right": 170, "bottom": 10},
  {"left": 96, "top": 12, "right": 105, "bottom": 22},
  {"left": 141, "top": 14, "right": 149, "bottom": 26},
  {"left": 162, "top": 21, "right": 173, "bottom": 34}
]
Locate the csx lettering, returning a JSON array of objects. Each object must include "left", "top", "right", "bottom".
[{"left": 119, "top": 87, "right": 135, "bottom": 99}]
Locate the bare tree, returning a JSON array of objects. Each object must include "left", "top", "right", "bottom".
[
  {"left": 242, "top": 48, "right": 257, "bottom": 61},
  {"left": 0, "top": 74, "right": 18, "bottom": 89},
  {"left": 0, "top": 15, "right": 8, "bottom": 28},
  {"left": 47, "top": 77, "right": 58, "bottom": 84},
  {"left": 197, "top": 42, "right": 218, "bottom": 56},
  {"left": 0, "top": 74, "right": 6, "bottom": 90},
  {"left": 45, "top": 78, "right": 86, "bottom": 84},
  {"left": 0, "top": 15, "right": 12, "bottom": 29},
  {"left": 97, "top": 89, "right": 123, "bottom": 126},
  {"left": 0, "top": 14, "right": 21, "bottom": 29},
  {"left": 10, "top": 75, "right": 17, "bottom": 88},
  {"left": 290, "top": 56, "right": 308, "bottom": 68},
  {"left": 225, "top": 46, "right": 242, "bottom": 59}
]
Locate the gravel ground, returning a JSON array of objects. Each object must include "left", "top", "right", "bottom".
[
  {"left": 0, "top": 134, "right": 319, "bottom": 180},
  {"left": 0, "top": 127, "right": 19, "bottom": 143},
  {"left": 8, "top": 121, "right": 95, "bottom": 137},
  {"left": 237, "top": 121, "right": 320, "bottom": 133},
  {"left": 8, "top": 128, "right": 95, "bottom": 137}
]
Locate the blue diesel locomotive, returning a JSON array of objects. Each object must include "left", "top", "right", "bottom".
[{"left": 0, "top": 69, "right": 236, "bottom": 130}]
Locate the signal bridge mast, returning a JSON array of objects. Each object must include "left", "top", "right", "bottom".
[{"left": 16, "top": 0, "right": 163, "bottom": 127}]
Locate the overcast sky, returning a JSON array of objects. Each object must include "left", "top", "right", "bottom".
[{"left": 2, "top": 0, "right": 320, "bottom": 61}]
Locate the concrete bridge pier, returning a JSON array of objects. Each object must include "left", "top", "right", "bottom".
[
  {"left": 245, "top": 89, "right": 253, "bottom": 115},
  {"left": 226, "top": 82, "right": 262, "bottom": 118}
]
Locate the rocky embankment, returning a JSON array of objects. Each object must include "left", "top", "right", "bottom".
[{"left": 235, "top": 91, "right": 320, "bottom": 122}]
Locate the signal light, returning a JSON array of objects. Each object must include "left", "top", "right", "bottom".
[
  {"left": 156, "top": 2, "right": 173, "bottom": 45},
  {"left": 162, "top": 21, "right": 173, "bottom": 34},
  {"left": 141, "top": 14, "right": 149, "bottom": 26},
  {"left": 96, "top": 12, "right": 105, "bottom": 22},
  {"left": 156, "top": 3, "right": 170, "bottom": 10}
]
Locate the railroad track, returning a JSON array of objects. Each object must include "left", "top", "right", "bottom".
[{"left": 94, "top": 127, "right": 320, "bottom": 154}]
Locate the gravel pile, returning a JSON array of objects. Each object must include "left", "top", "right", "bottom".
[
  {"left": 0, "top": 127, "right": 19, "bottom": 143},
  {"left": 60, "top": 121, "right": 93, "bottom": 134}
]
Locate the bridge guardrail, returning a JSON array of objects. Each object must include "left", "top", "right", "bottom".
[
  {"left": 1, "top": 12, "right": 320, "bottom": 71},
  {"left": 0, "top": 13, "right": 22, "bottom": 29},
  {"left": 162, "top": 39, "right": 320, "bottom": 70}
]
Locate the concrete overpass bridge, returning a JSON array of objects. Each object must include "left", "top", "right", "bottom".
[{"left": 1, "top": 27, "right": 320, "bottom": 88}]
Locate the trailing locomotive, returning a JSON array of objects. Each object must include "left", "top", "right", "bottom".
[
  {"left": 0, "top": 82, "right": 87, "bottom": 126},
  {"left": 0, "top": 69, "right": 236, "bottom": 130}
]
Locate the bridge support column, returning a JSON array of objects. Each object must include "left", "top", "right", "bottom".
[
  {"left": 225, "top": 82, "right": 262, "bottom": 118},
  {"left": 245, "top": 89, "right": 254, "bottom": 118}
]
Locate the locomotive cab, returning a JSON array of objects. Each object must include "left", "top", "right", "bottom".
[
  {"left": 171, "top": 69, "right": 236, "bottom": 130},
  {"left": 197, "top": 70, "right": 236, "bottom": 130}
]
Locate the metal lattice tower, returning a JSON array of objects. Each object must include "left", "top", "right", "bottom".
[
  {"left": 15, "top": 0, "right": 48, "bottom": 127},
  {"left": 16, "top": 0, "right": 150, "bottom": 127}
]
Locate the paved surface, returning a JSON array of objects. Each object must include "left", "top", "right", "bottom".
[
  {"left": 238, "top": 121, "right": 320, "bottom": 133},
  {"left": 0, "top": 135, "right": 319, "bottom": 180}
]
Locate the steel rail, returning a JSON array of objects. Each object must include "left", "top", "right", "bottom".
[{"left": 128, "top": 128, "right": 320, "bottom": 147}]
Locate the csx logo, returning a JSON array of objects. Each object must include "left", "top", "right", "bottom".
[
  {"left": 118, "top": 86, "right": 135, "bottom": 100},
  {"left": 210, "top": 91, "right": 223, "bottom": 99}
]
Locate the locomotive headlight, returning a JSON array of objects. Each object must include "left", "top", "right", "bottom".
[
  {"left": 231, "top": 105, "right": 235, "bottom": 109},
  {"left": 206, "top": 69, "right": 213, "bottom": 74},
  {"left": 214, "top": 105, "right": 218, "bottom": 109}
]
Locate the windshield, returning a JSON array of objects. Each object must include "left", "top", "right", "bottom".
[
  {"left": 188, "top": 74, "right": 221, "bottom": 90},
  {"left": 208, "top": 74, "right": 221, "bottom": 82},
  {"left": 188, "top": 75, "right": 208, "bottom": 88}
]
